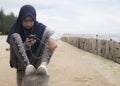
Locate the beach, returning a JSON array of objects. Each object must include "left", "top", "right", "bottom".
[{"left": 0, "top": 36, "right": 120, "bottom": 86}]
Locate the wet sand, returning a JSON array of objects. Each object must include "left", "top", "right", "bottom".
[{"left": 0, "top": 36, "right": 120, "bottom": 86}]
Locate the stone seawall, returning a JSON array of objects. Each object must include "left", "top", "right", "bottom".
[{"left": 61, "top": 36, "right": 120, "bottom": 64}]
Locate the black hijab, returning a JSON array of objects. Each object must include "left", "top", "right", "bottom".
[{"left": 7, "top": 5, "right": 46, "bottom": 57}]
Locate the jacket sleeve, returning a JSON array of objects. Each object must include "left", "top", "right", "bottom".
[
  {"left": 41, "top": 41, "right": 53, "bottom": 63},
  {"left": 50, "top": 31, "right": 63, "bottom": 41},
  {"left": 42, "top": 27, "right": 55, "bottom": 41},
  {"left": 40, "top": 27, "right": 54, "bottom": 63},
  {"left": 43, "top": 27, "right": 63, "bottom": 41}
]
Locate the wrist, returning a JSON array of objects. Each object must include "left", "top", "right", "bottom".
[
  {"left": 25, "top": 42, "right": 30, "bottom": 48},
  {"left": 23, "top": 42, "right": 30, "bottom": 50}
]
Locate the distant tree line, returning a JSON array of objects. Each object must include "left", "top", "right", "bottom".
[{"left": 0, "top": 8, "right": 17, "bottom": 35}]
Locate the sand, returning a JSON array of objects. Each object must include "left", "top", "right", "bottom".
[{"left": 0, "top": 36, "right": 120, "bottom": 86}]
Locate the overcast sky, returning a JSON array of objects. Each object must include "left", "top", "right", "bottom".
[{"left": 0, "top": 0, "right": 120, "bottom": 34}]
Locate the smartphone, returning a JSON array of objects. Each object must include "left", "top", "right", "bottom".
[{"left": 28, "top": 34, "right": 36, "bottom": 39}]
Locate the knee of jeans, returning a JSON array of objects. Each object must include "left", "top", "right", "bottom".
[
  {"left": 11, "top": 33, "right": 21, "bottom": 38},
  {"left": 10, "top": 33, "right": 23, "bottom": 47},
  {"left": 10, "top": 33, "right": 23, "bottom": 43}
]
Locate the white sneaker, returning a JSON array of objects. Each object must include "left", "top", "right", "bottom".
[
  {"left": 37, "top": 65, "right": 48, "bottom": 75},
  {"left": 25, "top": 65, "right": 36, "bottom": 75}
]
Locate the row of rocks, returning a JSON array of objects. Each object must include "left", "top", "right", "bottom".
[{"left": 61, "top": 36, "right": 120, "bottom": 64}]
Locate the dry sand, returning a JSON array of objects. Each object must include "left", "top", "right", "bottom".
[{"left": 0, "top": 36, "right": 120, "bottom": 86}]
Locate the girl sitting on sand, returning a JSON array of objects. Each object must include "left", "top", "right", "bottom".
[{"left": 6, "top": 5, "right": 60, "bottom": 86}]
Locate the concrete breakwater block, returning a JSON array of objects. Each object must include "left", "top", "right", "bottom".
[{"left": 61, "top": 36, "right": 120, "bottom": 64}]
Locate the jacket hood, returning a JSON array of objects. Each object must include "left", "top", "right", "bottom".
[{"left": 17, "top": 5, "right": 36, "bottom": 23}]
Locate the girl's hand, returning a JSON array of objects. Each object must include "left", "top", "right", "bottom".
[
  {"left": 25, "top": 38, "right": 36, "bottom": 47},
  {"left": 48, "top": 38, "right": 57, "bottom": 52}
]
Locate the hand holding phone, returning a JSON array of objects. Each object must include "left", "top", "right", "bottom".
[{"left": 25, "top": 37, "right": 36, "bottom": 47}]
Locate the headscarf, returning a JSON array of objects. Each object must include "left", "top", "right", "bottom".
[{"left": 7, "top": 5, "right": 46, "bottom": 58}]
